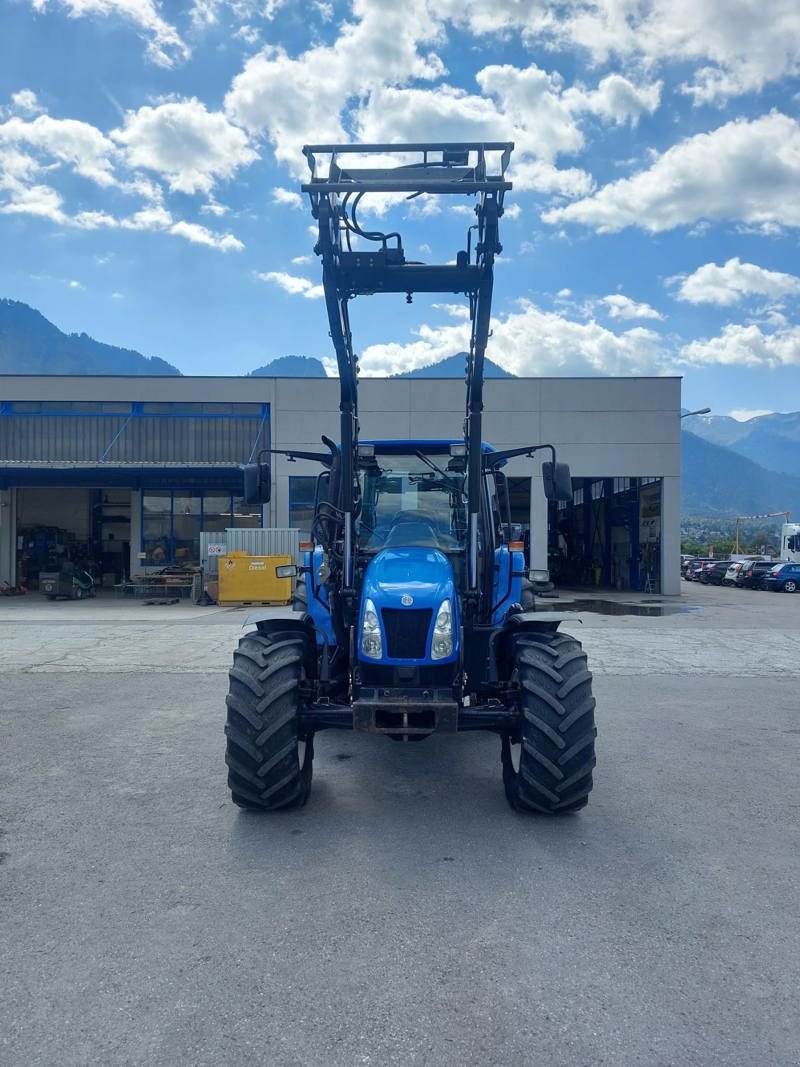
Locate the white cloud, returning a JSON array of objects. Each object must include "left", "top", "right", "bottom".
[
  {"left": 601, "top": 294, "right": 664, "bottom": 320},
  {"left": 728, "top": 409, "right": 774, "bottom": 421},
  {"left": 359, "top": 77, "right": 541, "bottom": 148},
  {"left": 443, "top": 0, "right": 800, "bottom": 102},
  {"left": 200, "top": 198, "right": 228, "bottom": 216},
  {"left": 0, "top": 114, "right": 118, "bottom": 186},
  {"left": 29, "top": 0, "right": 189, "bottom": 68},
  {"left": 225, "top": 2, "right": 445, "bottom": 173},
  {"left": 11, "top": 89, "right": 45, "bottom": 116},
  {"left": 291, "top": 254, "right": 313, "bottom": 265},
  {"left": 222, "top": 7, "right": 664, "bottom": 204},
  {"left": 352, "top": 75, "right": 595, "bottom": 197},
  {"left": 544, "top": 113, "right": 800, "bottom": 233},
  {"left": 565, "top": 74, "right": 662, "bottom": 126},
  {"left": 233, "top": 24, "right": 260, "bottom": 46},
  {"left": 112, "top": 99, "right": 257, "bottom": 195},
  {"left": 0, "top": 179, "right": 66, "bottom": 222},
  {"left": 671, "top": 257, "right": 800, "bottom": 306},
  {"left": 258, "top": 271, "right": 324, "bottom": 299},
  {"left": 510, "top": 159, "right": 594, "bottom": 198},
  {"left": 120, "top": 205, "right": 172, "bottom": 230},
  {"left": 72, "top": 209, "right": 119, "bottom": 229},
  {"left": 357, "top": 300, "right": 669, "bottom": 377},
  {"left": 679, "top": 323, "right": 800, "bottom": 367},
  {"left": 68, "top": 279, "right": 83, "bottom": 289},
  {"left": 169, "top": 220, "right": 244, "bottom": 251},
  {"left": 188, "top": 0, "right": 221, "bottom": 28},
  {"left": 273, "top": 187, "right": 303, "bottom": 209},
  {"left": 0, "top": 141, "right": 241, "bottom": 249}
]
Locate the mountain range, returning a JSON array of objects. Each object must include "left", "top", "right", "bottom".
[
  {"left": 681, "top": 430, "right": 800, "bottom": 519},
  {"left": 1, "top": 298, "right": 797, "bottom": 520},
  {"left": 393, "top": 353, "right": 513, "bottom": 378},
  {"left": 681, "top": 410, "right": 800, "bottom": 476},
  {"left": 249, "top": 355, "right": 326, "bottom": 377},
  {"left": 0, "top": 298, "right": 180, "bottom": 376}
]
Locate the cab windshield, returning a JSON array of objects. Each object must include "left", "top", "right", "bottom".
[{"left": 357, "top": 450, "right": 467, "bottom": 552}]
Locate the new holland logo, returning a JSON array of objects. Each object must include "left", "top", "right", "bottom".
[{"left": 401, "top": 594, "right": 414, "bottom": 606}]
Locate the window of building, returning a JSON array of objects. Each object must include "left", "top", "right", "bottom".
[
  {"left": 203, "top": 494, "right": 234, "bottom": 534},
  {"left": 138, "top": 401, "right": 266, "bottom": 416},
  {"left": 4, "top": 400, "right": 133, "bottom": 414},
  {"left": 140, "top": 490, "right": 263, "bottom": 565},
  {"left": 288, "top": 477, "right": 317, "bottom": 535},
  {"left": 232, "top": 497, "right": 262, "bottom": 529},
  {"left": 172, "top": 493, "right": 201, "bottom": 563},
  {"left": 142, "top": 491, "right": 173, "bottom": 565}
]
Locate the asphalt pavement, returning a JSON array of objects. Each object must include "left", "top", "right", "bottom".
[{"left": 1, "top": 582, "right": 799, "bottom": 1065}]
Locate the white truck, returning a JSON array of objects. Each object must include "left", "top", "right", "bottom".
[{"left": 780, "top": 523, "right": 800, "bottom": 562}]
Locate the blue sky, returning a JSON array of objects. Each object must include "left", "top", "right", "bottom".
[{"left": 1, "top": 0, "right": 799, "bottom": 419}]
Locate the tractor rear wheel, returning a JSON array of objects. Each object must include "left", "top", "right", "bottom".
[
  {"left": 224, "top": 628, "right": 313, "bottom": 811},
  {"left": 503, "top": 631, "right": 596, "bottom": 814}
]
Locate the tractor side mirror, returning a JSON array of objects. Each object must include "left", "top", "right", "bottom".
[
  {"left": 542, "top": 461, "right": 572, "bottom": 502},
  {"left": 242, "top": 460, "right": 271, "bottom": 505}
]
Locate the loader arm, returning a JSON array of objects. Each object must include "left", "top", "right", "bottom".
[{"left": 302, "top": 141, "right": 513, "bottom": 613}]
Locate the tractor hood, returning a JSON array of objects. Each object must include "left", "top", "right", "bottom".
[{"left": 362, "top": 547, "right": 455, "bottom": 609}]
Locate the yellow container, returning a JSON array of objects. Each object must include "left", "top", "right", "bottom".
[{"left": 217, "top": 553, "right": 293, "bottom": 604}]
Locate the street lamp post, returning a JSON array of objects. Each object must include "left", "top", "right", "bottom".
[{"left": 681, "top": 406, "right": 711, "bottom": 418}]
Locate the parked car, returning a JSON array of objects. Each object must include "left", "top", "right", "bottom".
[
  {"left": 737, "top": 560, "right": 775, "bottom": 590},
  {"left": 684, "top": 558, "right": 714, "bottom": 581},
  {"left": 763, "top": 562, "right": 800, "bottom": 593},
  {"left": 723, "top": 561, "right": 744, "bottom": 586},
  {"left": 696, "top": 560, "right": 720, "bottom": 583},
  {"left": 704, "top": 561, "right": 734, "bottom": 586}
]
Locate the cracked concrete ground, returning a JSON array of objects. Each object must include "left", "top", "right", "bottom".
[
  {"left": 1, "top": 581, "right": 799, "bottom": 1065},
  {"left": 0, "top": 579, "right": 798, "bottom": 676}
]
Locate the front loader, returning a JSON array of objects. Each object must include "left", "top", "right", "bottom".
[{"left": 225, "top": 142, "right": 596, "bottom": 813}]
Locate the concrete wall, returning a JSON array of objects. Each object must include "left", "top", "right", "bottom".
[{"left": 0, "top": 374, "right": 683, "bottom": 593}]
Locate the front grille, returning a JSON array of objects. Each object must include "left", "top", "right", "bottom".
[{"left": 381, "top": 608, "right": 433, "bottom": 660}]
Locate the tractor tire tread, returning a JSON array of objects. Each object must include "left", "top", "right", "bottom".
[
  {"left": 225, "top": 629, "right": 312, "bottom": 812},
  {"left": 505, "top": 631, "right": 595, "bottom": 815}
]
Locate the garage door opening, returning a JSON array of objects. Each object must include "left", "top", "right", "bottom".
[
  {"left": 16, "top": 487, "right": 130, "bottom": 591},
  {"left": 550, "top": 477, "right": 662, "bottom": 592}
]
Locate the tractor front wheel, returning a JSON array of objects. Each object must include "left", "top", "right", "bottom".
[
  {"left": 503, "top": 631, "right": 596, "bottom": 814},
  {"left": 224, "top": 629, "right": 313, "bottom": 811}
]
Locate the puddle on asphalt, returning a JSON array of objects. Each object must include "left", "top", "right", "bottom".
[{"left": 537, "top": 597, "right": 701, "bottom": 616}]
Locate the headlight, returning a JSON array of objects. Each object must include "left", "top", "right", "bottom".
[
  {"left": 360, "top": 598, "right": 383, "bottom": 659},
  {"left": 431, "top": 599, "right": 453, "bottom": 660}
]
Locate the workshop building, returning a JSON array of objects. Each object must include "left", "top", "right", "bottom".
[{"left": 0, "top": 373, "right": 682, "bottom": 595}]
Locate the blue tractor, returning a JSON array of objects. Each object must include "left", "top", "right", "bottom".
[{"left": 225, "top": 143, "right": 596, "bottom": 814}]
